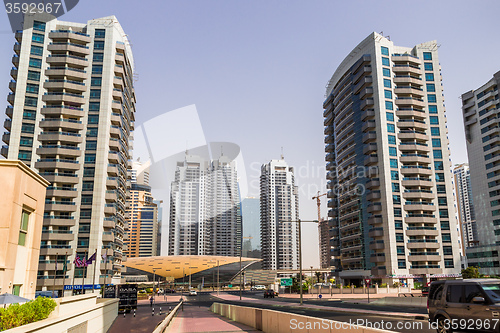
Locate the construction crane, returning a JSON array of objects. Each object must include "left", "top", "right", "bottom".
[{"left": 312, "top": 192, "right": 329, "bottom": 269}]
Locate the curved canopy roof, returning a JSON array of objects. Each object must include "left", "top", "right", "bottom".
[{"left": 122, "top": 256, "right": 260, "bottom": 279}]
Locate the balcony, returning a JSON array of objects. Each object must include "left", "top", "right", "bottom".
[
  {"left": 366, "top": 179, "right": 380, "bottom": 189},
  {"left": 47, "top": 42, "right": 90, "bottom": 55},
  {"left": 362, "top": 131, "right": 377, "bottom": 143},
  {"left": 2, "top": 132, "right": 10, "bottom": 144},
  {"left": 400, "top": 154, "right": 430, "bottom": 164},
  {"left": 407, "top": 254, "right": 441, "bottom": 262},
  {"left": 1, "top": 146, "right": 8, "bottom": 158},
  {"left": 40, "top": 173, "right": 79, "bottom": 184},
  {"left": 409, "top": 267, "right": 441, "bottom": 275},
  {"left": 396, "top": 109, "right": 426, "bottom": 118},
  {"left": 366, "top": 191, "right": 381, "bottom": 201},
  {"left": 360, "top": 98, "right": 374, "bottom": 110},
  {"left": 104, "top": 205, "right": 116, "bottom": 215},
  {"left": 398, "top": 131, "right": 427, "bottom": 141},
  {"left": 394, "top": 86, "right": 424, "bottom": 97},
  {"left": 361, "top": 109, "right": 375, "bottom": 121},
  {"left": 40, "top": 246, "right": 72, "bottom": 256},
  {"left": 43, "top": 217, "right": 75, "bottom": 227},
  {"left": 393, "top": 76, "right": 422, "bottom": 86},
  {"left": 368, "top": 228, "right": 384, "bottom": 237},
  {"left": 102, "top": 232, "right": 115, "bottom": 243},
  {"left": 397, "top": 120, "right": 427, "bottom": 131},
  {"left": 370, "top": 254, "right": 385, "bottom": 263},
  {"left": 8, "top": 80, "right": 16, "bottom": 92},
  {"left": 7, "top": 93, "right": 15, "bottom": 105},
  {"left": 369, "top": 242, "right": 385, "bottom": 250},
  {"left": 46, "top": 54, "right": 88, "bottom": 67},
  {"left": 10, "top": 68, "right": 17, "bottom": 80},
  {"left": 5, "top": 106, "right": 13, "bottom": 118},
  {"left": 36, "top": 145, "right": 81, "bottom": 158},
  {"left": 367, "top": 215, "right": 383, "bottom": 225},
  {"left": 44, "top": 202, "right": 77, "bottom": 213},
  {"left": 41, "top": 105, "right": 84, "bottom": 118},
  {"left": 42, "top": 92, "right": 85, "bottom": 105},
  {"left": 105, "top": 191, "right": 117, "bottom": 201},
  {"left": 363, "top": 143, "right": 377, "bottom": 155},
  {"left": 407, "top": 240, "right": 440, "bottom": 249},
  {"left": 46, "top": 187, "right": 78, "bottom": 198},
  {"left": 395, "top": 97, "right": 425, "bottom": 108},
  {"left": 40, "top": 118, "right": 84, "bottom": 131},
  {"left": 13, "top": 43, "right": 21, "bottom": 55},
  {"left": 391, "top": 54, "right": 420, "bottom": 65},
  {"left": 406, "top": 228, "right": 439, "bottom": 237},
  {"left": 405, "top": 216, "right": 437, "bottom": 224},
  {"left": 45, "top": 67, "right": 87, "bottom": 80},
  {"left": 402, "top": 190, "right": 434, "bottom": 200},
  {"left": 362, "top": 120, "right": 376, "bottom": 132},
  {"left": 4, "top": 119, "right": 11, "bottom": 131},
  {"left": 38, "top": 132, "right": 83, "bottom": 144},
  {"left": 41, "top": 230, "right": 74, "bottom": 241},
  {"left": 44, "top": 80, "right": 86, "bottom": 92},
  {"left": 399, "top": 143, "right": 430, "bottom": 152},
  {"left": 49, "top": 30, "right": 91, "bottom": 43},
  {"left": 12, "top": 55, "right": 19, "bottom": 67}
]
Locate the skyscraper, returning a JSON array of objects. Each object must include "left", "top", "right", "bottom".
[
  {"left": 241, "top": 197, "right": 261, "bottom": 258},
  {"left": 1, "top": 15, "right": 135, "bottom": 293},
  {"left": 453, "top": 163, "right": 477, "bottom": 253},
  {"left": 462, "top": 71, "right": 500, "bottom": 274},
  {"left": 168, "top": 154, "right": 241, "bottom": 256},
  {"left": 324, "top": 32, "right": 461, "bottom": 284},
  {"left": 260, "top": 158, "right": 300, "bottom": 270}
]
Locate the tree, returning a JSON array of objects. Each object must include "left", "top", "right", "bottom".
[
  {"left": 461, "top": 266, "right": 481, "bottom": 279},
  {"left": 315, "top": 271, "right": 322, "bottom": 284}
]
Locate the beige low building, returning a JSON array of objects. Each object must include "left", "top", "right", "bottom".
[{"left": 0, "top": 160, "right": 49, "bottom": 299}]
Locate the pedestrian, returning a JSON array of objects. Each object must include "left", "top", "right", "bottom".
[{"left": 149, "top": 296, "right": 153, "bottom": 307}]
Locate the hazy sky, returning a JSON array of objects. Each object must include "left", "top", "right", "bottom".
[{"left": 1, "top": 0, "right": 499, "bottom": 268}]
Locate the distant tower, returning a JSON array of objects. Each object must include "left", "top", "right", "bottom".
[
  {"left": 453, "top": 164, "right": 477, "bottom": 253},
  {"left": 260, "top": 158, "right": 300, "bottom": 270}
]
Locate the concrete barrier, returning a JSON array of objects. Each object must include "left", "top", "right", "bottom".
[
  {"left": 4, "top": 294, "right": 118, "bottom": 333},
  {"left": 371, "top": 296, "right": 427, "bottom": 308},
  {"left": 210, "top": 302, "right": 394, "bottom": 333},
  {"left": 152, "top": 300, "right": 184, "bottom": 333}
]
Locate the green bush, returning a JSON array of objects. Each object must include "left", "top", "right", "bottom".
[
  {"left": 380, "top": 283, "right": 387, "bottom": 288},
  {"left": 0, "top": 297, "right": 57, "bottom": 331}
]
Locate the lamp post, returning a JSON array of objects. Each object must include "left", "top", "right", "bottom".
[
  {"left": 280, "top": 219, "right": 319, "bottom": 306},
  {"left": 153, "top": 269, "right": 156, "bottom": 306}
]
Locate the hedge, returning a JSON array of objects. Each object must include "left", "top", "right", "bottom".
[{"left": 0, "top": 297, "right": 57, "bottom": 331}]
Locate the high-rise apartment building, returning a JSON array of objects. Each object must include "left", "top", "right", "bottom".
[
  {"left": 462, "top": 71, "right": 500, "bottom": 274},
  {"left": 168, "top": 154, "right": 241, "bottom": 256},
  {"left": 323, "top": 32, "right": 461, "bottom": 284},
  {"left": 1, "top": 15, "right": 135, "bottom": 293},
  {"left": 260, "top": 158, "right": 300, "bottom": 270},
  {"left": 241, "top": 197, "right": 261, "bottom": 258},
  {"left": 453, "top": 163, "right": 477, "bottom": 253}
]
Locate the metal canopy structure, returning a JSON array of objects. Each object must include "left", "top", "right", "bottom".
[{"left": 122, "top": 255, "right": 260, "bottom": 280}]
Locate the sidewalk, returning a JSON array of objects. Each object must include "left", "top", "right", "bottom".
[
  {"left": 212, "top": 292, "right": 428, "bottom": 320},
  {"left": 278, "top": 292, "right": 402, "bottom": 300},
  {"left": 165, "top": 305, "right": 259, "bottom": 333}
]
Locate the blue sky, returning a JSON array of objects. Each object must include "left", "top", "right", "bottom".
[{"left": 1, "top": 0, "right": 499, "bottom": 267}]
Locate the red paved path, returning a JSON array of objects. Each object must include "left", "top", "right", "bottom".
[{"left": 165, "top": 305, "right": 258, "bottom": 333}]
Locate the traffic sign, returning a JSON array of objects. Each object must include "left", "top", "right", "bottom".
[
  {"left": 365, "top": 279, "right": 371, "bottom": 286},
  {"left": 228, "top": 284, "right": 233, "bottom": 288},
  {"left": 280, "top": 278, "right": 293, "bottom": 287}
]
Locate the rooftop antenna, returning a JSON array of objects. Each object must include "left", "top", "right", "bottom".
[
  {"left": 281, "top": 147, "right": 284, "bottom": 160},
  {"left": 185, "top": 141, "right": 189, "bottom": 156}
]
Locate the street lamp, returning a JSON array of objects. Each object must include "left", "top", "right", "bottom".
[
  {"left": 280, "top": 219, "right": 319, "bottom": 306},
  {"left": 153, "top": 269, "right": 156, "bottom": 306}
]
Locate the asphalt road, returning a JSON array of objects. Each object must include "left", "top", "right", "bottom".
[{"left": 183, "top": 292, "right": 435, "bottom": 333}]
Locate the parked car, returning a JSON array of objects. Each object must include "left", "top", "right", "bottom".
[
  {"left": 428, "top": 278, "right": 500, "bottom": 333},
  {"left": 189, "top": 290, "right": 197, "bottom": 296},
  {"left": 264, "top": 290, "right": 275, "bottom": 298},
  {"left": 253, "top": 285, "right": 266, "bottom": 290}
]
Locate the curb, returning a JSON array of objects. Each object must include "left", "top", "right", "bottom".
[{"left": 211, "top": 294, "right": 429, "bottom": 321}]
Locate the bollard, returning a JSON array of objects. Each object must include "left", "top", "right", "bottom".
[
  {"left": 133, "top": 309, "right": 136, "bottom": 317},
  {"left": 159, "top": 307, "right": 162, "bottom": 315},
  {"left": 152, "top": 308, "right": 154, "bottom": 316},
  {"left": 169, "top": 306, "right": 172, "bottom": 313},
  {"left": 123, "top": 312, "right": 125, "bottom": 318}
]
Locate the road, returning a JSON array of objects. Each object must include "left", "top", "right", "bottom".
[{"left": 182, "top": 291, "right": 435, "bottom": 333}]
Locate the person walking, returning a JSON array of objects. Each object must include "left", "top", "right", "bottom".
[{"left": 149, "top": 296, "right": 153, "bottom": 307}]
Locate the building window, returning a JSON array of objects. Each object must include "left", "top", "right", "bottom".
[
  {"left": 390, "top": 159, "right": 398, "bottom": 168},
  {"left": 94, "top": 41, "right": 105, "bottom": 50},
  {"left": 433, "top": 150, "right": 443, "bottom": 159},
  {"left": 428, "top": 94, "right": 437, "bottom": 103},
  {"left": 91, "top": 77, "right": 102, "bottom": 87},
  {"left": 385, "top": 101, "right": 394, "bottom": 110},
  {"left": 441, "top": 221, "right": 450, "bottom": 230},
  {"left": 20, "top": 137, "right": 33, "bottom": 147},
  {"left": 383, "top": 79, "right": 391, "bottom": 88},
  {"left": 92, "top": 65, "right": 103, "bottom": 74},
  {"left": 431, "top": 127, "right": 440, "bottom": 136},
  {"left": 442, "top": 233, "right": 451, "bottom": 242},
  {"left": 393, "top": 194, "right": 401, "bottom": 204},
  {"left": 86, "top": 128, "right": 98, "bottom": 137},
  {"left": 27, "top": 70, "right": 40, "bottom": 81},
  {"left": 428, "top": 105, "right": 438, "bottom": 114},
  {"left": 396, "top": 233, "right": 404, "bottom": 242},
  {"left": 437, "top": 184, "right": 446, "bottom": 194},
  {"left": 95, "top": 29, "right": 106, "bottom": 38},
  {"left": 83, "top": 167, "right": 95, "bottom": 177},
  {"left": 436, "top": 173, "right": 445, "bottom": 182},
  {"left": 444, "top": 260, "right": 454, "bottom": 268},
  {"left": 391, "top": 171, "right": 399, "bottom": 180},
  {"left": 394, "top": 208, "right": 402, "bottom": 217},
  {"left": 82, "top": 181, "right": 94, "bottom": 191},
  {"left": 425, "top": 73, "right": 434, "bottom": 81},
  {"left": 388, "top": 135, "right": 396, "bottom": 145},
  {"left": 89, "top": 102, "right": 100, "bottom": 111},
  {"left": 430, "top": 116, "right": 439, "bottom": 125},
  {"left": 29, "top": 58, "right": 42, "bottom": 68},
  {"left": 381, "top": 46, "right": 389, "bottom": 56},
  {"left": 382, "top": 57, "right": 390, "bottom": 66},
  {"left": 439, "top": 209, "right": 449, "bottom": 218},
  {"left": 397, "top": 246, "right": 405, "bottom": 255},
  {"left": 21, "top": 123, "right": 35, "bottom": 133},
  {"left": 432, "top": 138, "right": 441, "bottom": 148},
  {"left": 424, "top": 62, "right": 433, "bottom": 71},
  {"left": 387, "top": 112, "right": 394, "bottom": 122},
  {"left": 395, "top": 221, "right": 403, "bottom": 229},
  {"left": 427, "top": 84, "right": 436, "bottom": 92},
  {"left": 443, "top": 246, "right": 453, "bottom": 256},
  {"left": 398, "top": 259, "right": 406, "bottom": 269},
  {"left": 26, "top": 83, "right": 39, "bottom": 94},
  {"left": 423, "top": 52, "right": 432, "bottom": 60},
  {"left": 90, "top": 90, "right": 101, "bottom": 99},
  {"left": 434, "top": 161, "right": 444, "bottom": 170},
  {"left": 30, "top": 45, "right": 43, "bottom": 56},
  {"left": 84, "top": 154, "right": 96, "bottom": 164},
  {"left": 389, "top": 147, "right": 397, "bottom": 156},
  {"left": 387, "top": 124, "right": 395, "bottom": 133},
  {"left": 33, "top": 21, "right": 46, "bottom": 32},
  {"left": 93, "top": 53, "right": 104, "bottom": 62},
  {"left": 19, "top": 210, "right": 29, "bottom": 246},
  {"left": 392, "top": 183, "right": 400, "bottom": 192},
  {"left": 32, "top": 33, "right": 44, "bottom": 43},
  {"left": 383, "top": 68, "right": 391, "bottom": 77},
  {"left": 18, "top": 151, "right": 31, "bottom": 161}
]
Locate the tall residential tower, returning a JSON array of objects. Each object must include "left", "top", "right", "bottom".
[
  {"left": 260, "top": 158, "right": 300, "bottom": 270},
  {"left": 453, "top": 163, "right": 477, "bottom": 253},
  {"left": 1, "top": 15, "right": 135, "bottom": 293},
  {"left": 462, "top": 71, "right": 500, "bottom": 275},
  {"left": 168, "top": 154, "right": 241, "bottom": 256},
  {"left": 323, "top": 33, "right": 461, "bottom": 284}
]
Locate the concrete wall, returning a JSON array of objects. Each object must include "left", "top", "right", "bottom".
[
  {"left": 0, "top": 160, "right": 49, "bottom": 299},
  {"left": 210, "top": 302, "right": 394, "bottom": 333},
  {"left": 4, "top": 294, "right": 118, "bottom": 333}
]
